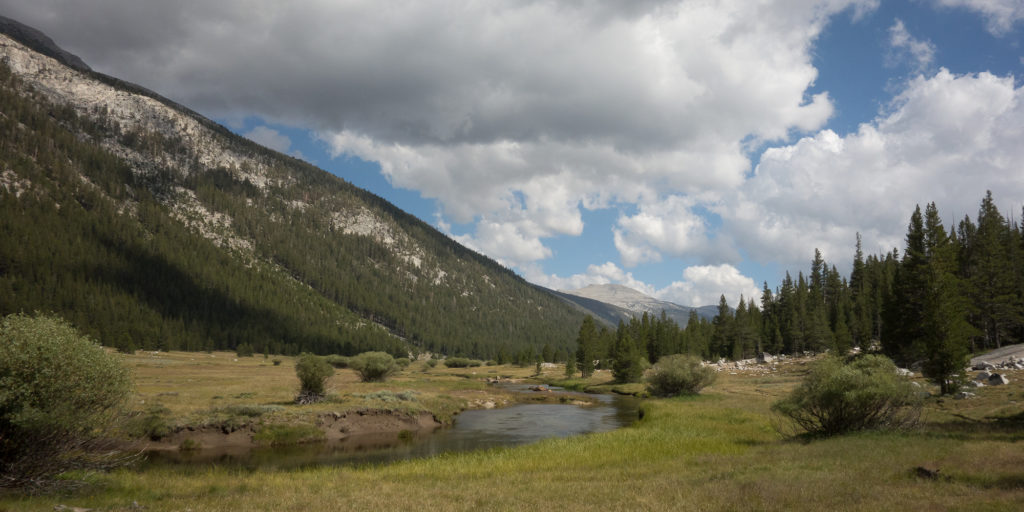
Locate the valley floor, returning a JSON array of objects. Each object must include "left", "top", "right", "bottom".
[{"left": 2, "top": 353, "right": 1023, "bottom": 511}]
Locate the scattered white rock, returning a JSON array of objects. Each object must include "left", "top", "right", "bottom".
[{"left": 954, "top": 391, "right": 977, "bottom": 400}]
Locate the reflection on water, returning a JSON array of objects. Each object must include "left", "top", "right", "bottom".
[{"left": 144, "top": 391, "right": 639, "bottom": 470}]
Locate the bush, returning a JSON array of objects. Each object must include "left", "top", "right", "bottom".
[
  {"left": 771, "top": 355, "right": 922, "bottom": 437},
  {"left": 325, "top": 355, "right": 351, "bottom": 368},
  {"left": 235, "top": 342, "right": 255, "bottom": 357},
  {"left": 395, "top": 357, "right": 411, "bottom": 369},
  {"left": 444, "top": 357, "right": 483, "bottom": 368},
  {"left": 646, "top": 354, "right": 716, "bottom": 396},
  {"left": 294, "top": 353, "right": 334, "bottom": 402},
  {"left": 425, "top": 359, "right": 439, "bottom": 368},
  {"left": 0, "top": 313, "right": 133, "bottom": 490},
  {"left": 349, "top": 351, "right": 398, "bottom": 382}
]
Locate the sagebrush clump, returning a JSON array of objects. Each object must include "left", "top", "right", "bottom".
[
  {"left": 295, "top": 353, "right": 334, "bottom": 403},
  {"left": 0, "top": 313, "right": 132, "bottom": 491},
  {"left": 646, "top": 354, "right": 716, "bottom": 396},
  {"left": 771, "top": 355, "right": 921, "bottom": 436},
  {"left": 349, "top": 351, "right": 399, "bottom": 382}
]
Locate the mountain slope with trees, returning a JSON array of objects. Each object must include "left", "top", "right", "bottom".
[{"left": 0, "top": 22, "right": 583, "bottom": 359}]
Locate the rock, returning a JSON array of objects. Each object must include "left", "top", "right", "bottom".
[
  {"left": 915, "top": 466, "right": 941, "bottom": 480},
  {"left": 968, "top": 380, "right": 985, "bottom": 388},
  {"left": 757, "top": 352, "right": 775, "bottom": 364},
  {"left": 895, "top": 368, "right": 913, "bottom": 377},
  {"left": 954, "top": 391, "right": 976, "bottom": 400},
  {"left": 988, "top": 373, "right": 1009, "bottom": 386},
  {"left": 972, "top": 361, "right": 991, "bottom": 371},
  {"left": 975, "top": 371, "right": 991, "bottom": 382}
]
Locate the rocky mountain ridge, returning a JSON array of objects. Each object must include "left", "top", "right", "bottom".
[
  {"left": 559, "top": 284, "right": 718, "bottom": 327},
  {"left": 0, "top": 18, "right": 582, "bottom": 358}
]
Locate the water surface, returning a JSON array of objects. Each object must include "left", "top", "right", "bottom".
[{"left": 144, "top": 390, "right": 638, "bottom": 470}]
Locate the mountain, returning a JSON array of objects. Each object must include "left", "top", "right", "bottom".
[
  {"left": 0, "top": 19, "right": 584, "bottom": 359},
  {"left": 558, "top": 284, "right": 718, "bottom": 327}
]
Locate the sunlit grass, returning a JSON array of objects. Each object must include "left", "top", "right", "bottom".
[{"left": 3, "top": 356, "right": 1022, "bottom": 511}]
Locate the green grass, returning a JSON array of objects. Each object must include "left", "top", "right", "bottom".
[{"left": 2, "top": 357, "right": 1022, "bottom": 511}]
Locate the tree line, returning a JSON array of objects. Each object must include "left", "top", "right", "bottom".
[{"left": 570, "top": 192, "right": 1023, "bottom": 392}]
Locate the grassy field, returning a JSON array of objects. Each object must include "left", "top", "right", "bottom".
[{"left": 1, "top": 353, "right": 1022, "bottom": 511}]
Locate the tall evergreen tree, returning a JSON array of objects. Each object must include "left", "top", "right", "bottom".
[{"left": 575, "top": 315, "right": 598, "bottom": 378}]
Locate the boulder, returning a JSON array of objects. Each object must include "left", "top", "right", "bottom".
[
  {"left": 954, "top": 391, "right": 976, "bottom": 400},
  {"left": 972, "top": 361, "right": 991, "bottom": 371},
  {"left": 988, "top": 373, "right": 1010, "bottom": 386},
  {"left": 895, "top": 368, "right": 913, "bottom": 377},
  {"left": 975, "top": 371, "right": 991, "bottom": 382}
]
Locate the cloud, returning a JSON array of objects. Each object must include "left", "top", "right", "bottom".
[
  {"left": 936, "top": 0, "right": 1024, "bottom": 35},
  {"left": 719, "top": 68, "right": 1024, "bottom": 272},
  {"left": 525, "top": 261, "right": 758, "bottom": 308},
  {"left": 612, "top": 195, "right": 739, "bottom": 267},
  {"left": 656, "top": 264, "right": 760, "bottom": 307},
  {"left": 887, "top": 19, "right": 935, "bottom": 71},
  {"left": 524, "top": 261, "right": 656, "bottom": 296},
  {"left": 243, "top": 125, "right": 292, "bottom": 154},
  {"left": 0, "top": 0, "right": 876, "bottom": 269}
]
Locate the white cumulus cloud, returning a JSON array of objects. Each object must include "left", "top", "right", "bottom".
[
  {"left": 720, "top": 68, "right": 1024, "bottom": 272},
  {"left": 937, "top": 0, "right": 1024, "bottom": 35}
]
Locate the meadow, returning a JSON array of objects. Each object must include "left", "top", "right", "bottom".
[{"left": 1, "top": 352, "right": 1022, "bottom": 511}]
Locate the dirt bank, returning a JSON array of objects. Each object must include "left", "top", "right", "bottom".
[{"left": 143, "top": 408, "right": 441, "bottom": 451}]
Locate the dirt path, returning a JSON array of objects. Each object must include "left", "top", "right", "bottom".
[{"left": 970, "top": 343, "right": 1024, "bottom": 365}]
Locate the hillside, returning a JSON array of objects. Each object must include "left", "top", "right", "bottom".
[
  {"left": 559, "top": 284, "right": 717, "bottom": 327},
  {"left": 0, "top": 20, "right": 583, "bottom": 359}
]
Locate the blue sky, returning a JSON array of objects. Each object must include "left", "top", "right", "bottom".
[{"left": 4, "top": 0, "right": 1023, "bottom": 306}]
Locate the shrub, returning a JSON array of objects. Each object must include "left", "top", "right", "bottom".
[
  {"left": 235, "top": 342, "right": 255, "bottom": 357},
  {"left": 294, "top": 353, "right": 334, "bottom": 402},
  {"left": 325, "top": 354, "right": 351, "bottom": 368},
  {"left": 395, "top": 357, "right": 411, "bottom": 369},
  {"left": 126, "top": 405, "right": 173, "bottom": 441},
  {"left": 272, "top": 359, "right": 282, "bottom": 366},
  {"left": 771, "top": 355, "right": 922, "bottom": 437},
  {"left": 444, "top": 357, "right": 483, "bottom": 368},
  {"left": 349, "top": 351, "right": 398, "bottom": 382},
  {"left": 252, "top": 424, "right": 325, "bottom": 446},
  {"left": 646, "top": 354, "right": 715, "bottom": 396},
  {"left": 0, "top": 313, "right": 132, "bottom": 490},
  {"left": 425, "top": 359, "right": 438, "bottom": 368}
]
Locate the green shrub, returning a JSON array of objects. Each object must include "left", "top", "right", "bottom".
[
  {"left": 272, "top": 359, "right": 282, "bottom": 366},
  {"left": 325, "top": 355, "right": 351, "bottom": 368},
  {"left": 126, "top": 405, "right": 173, "bottom": 440},
  {"left": 349, "top": 351, "right": 398, "bottom": 382},
  {"left": 426, "top": 359, "right": 438, "bottom": 368},
  {"left": 444, "top": 357, "right": 483, "bottom": 368},
  {"left": 646, "top": 354, "right": 715, "bottom": 396},
  {"left": 395, "top": 357, "right": 411, "bottom": 369},
  {"left": 235, "top": 342, "right": 255, "bottom": 357},
  {"left": 0, "top": 313, "right": 133, "bottom": 490},
  {"left": 771, "top": 355, "right": 922, "bottom": 437},
  {"left": 178, "top": 439, "right": 202, "bottom": 452},
  {"left": 295, "top": 353, "right": 334, "bottom": 402},
  {"left": 253, "top": 424, "right": 325, "bottom": 446}
]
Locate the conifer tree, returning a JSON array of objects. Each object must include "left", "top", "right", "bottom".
[{"left": 575, "top": 315, "right": 598, "bottom": 378}]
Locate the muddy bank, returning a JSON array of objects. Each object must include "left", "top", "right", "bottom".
[{"left": 142, "top": 408, "right": 441, "bottom": 451}]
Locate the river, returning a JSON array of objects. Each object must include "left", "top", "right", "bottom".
[{"left": 143, "top": 388, "right": 639, "bottom": 470}]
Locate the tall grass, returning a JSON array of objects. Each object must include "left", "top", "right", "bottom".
[{"left": 2, "top": 356, "right": 1022, "bottom": 511}]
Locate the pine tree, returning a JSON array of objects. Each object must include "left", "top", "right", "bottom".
[
  {"left": 575, "top": 315, "right": 598, "bottom": 378},
  {"left": 611, "top": 330, "right": 645, "bottom": 383}
]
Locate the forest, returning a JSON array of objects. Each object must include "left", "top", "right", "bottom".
[
  {"left": 572, "top": 192, "right": 1023, "bottom": 392},
  {"left": 0, "top": 62, "right": 582, "bottom": 360}
]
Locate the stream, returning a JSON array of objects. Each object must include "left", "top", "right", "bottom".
[{"left": 143, "top": 387, "right": 639, "bottom": 470}]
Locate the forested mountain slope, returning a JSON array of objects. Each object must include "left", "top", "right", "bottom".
[{"left": 0, "top": 22, "right": 582, "bottom": 359}]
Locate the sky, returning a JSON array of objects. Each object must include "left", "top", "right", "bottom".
[{"left": 3, "top": 0, "right": 1023, "bottom": 307}]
